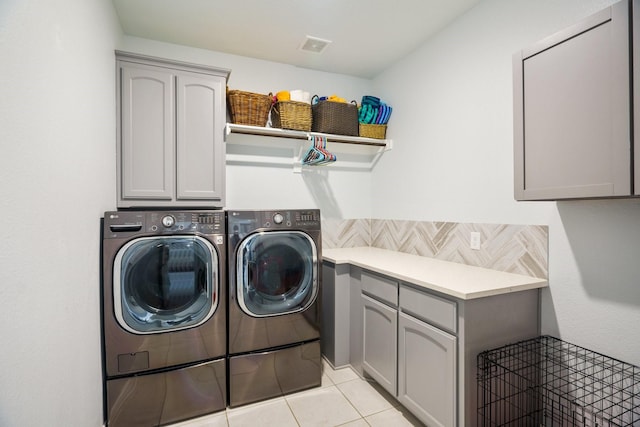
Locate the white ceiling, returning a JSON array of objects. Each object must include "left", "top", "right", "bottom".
[{"left": 112, "top": 0, "right": 481, "bottom": 78}]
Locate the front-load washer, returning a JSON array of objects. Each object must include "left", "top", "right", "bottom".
[
  {"left": 227, "top": 209, "right": 322, "bottom": 407},
  {"left": 102, "top": 210, "right": 227, "bottom": 426}
]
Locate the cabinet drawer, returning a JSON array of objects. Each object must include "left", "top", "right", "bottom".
[
  {"left": 361, "top": 270, "right": 398, "bottom": 307},
  {"left": 400, "top": 285, "right": 456, "bottom": 334}
]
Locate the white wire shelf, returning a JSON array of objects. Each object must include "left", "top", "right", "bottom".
[{"left": 224, "top": 123, "right": 393, "bottom": 172}]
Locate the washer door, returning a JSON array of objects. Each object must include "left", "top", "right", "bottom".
[
  {"left": 237, "top": 231, "right": 318, "bottom": 317},
  {"left": 113, "top": 236, "right": 219, "bottom": 334}
]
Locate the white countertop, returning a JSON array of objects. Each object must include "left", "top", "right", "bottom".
[{"left": 322, "top": 247, "right": 547, "bottom": 300}]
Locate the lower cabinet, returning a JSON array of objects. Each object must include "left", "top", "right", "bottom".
[
  {"left": 361, "top": 270, "right": 456, "bottom": 426},
  {"left": 398, "top": 312, "right": 456, "bottom": 427},
  {"left": 362, "top": 294, "right": 397, "bottom": 395},
  {"left": 323, "top": 263, "right": 540, "bottom": 426}
]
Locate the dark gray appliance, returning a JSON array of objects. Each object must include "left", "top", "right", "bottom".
[
  {"left": 102, "top": 211, "right": 227, "bottom": 426},
  {"left": 227, "top": 209, "right": 322, "bottom": 407}
]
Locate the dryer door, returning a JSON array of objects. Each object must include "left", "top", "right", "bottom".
[
  {"left": 114, "top": 236, "right": 219, "bottom": 334},
  {"left": 237, "top": 231, "right": 318, "bottom": 317}
]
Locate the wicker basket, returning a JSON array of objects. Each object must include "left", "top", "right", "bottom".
[
  {"left": 271, "top": 101, "right": 312, "bottom": 131},
  {"left": 311, "top": 99, "right": 359, "bottom": 136},
  {"left": 359, "top": 123, "right": 387, "bottom": 139},
  {"left": 227, "top": 89, "right": 273, "bottom": 127}
]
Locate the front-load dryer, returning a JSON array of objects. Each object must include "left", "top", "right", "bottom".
[
  {"left": 227, "top": 209, "right": 322, "bottom": 407},
  {"left": 102, "top": 210, "right": 226, "bottom": 426}
]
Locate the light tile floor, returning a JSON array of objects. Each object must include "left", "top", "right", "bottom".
[{"left": 170, "top": 359, "right": 424, "bottom": 427}]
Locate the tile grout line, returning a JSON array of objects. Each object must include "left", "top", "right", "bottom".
[
  {"left": 335, "top": 380, "right": 405, "bottom": 425},
  {"left": 333, "top": 380, "right": 372, "bottom": 426},
  {"left": 283, "top": 392, "right": 303, "bottom": 427}
]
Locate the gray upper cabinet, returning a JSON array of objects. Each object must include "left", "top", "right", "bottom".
[
  {"left": 116, "top": 52, "right": 230, "bottom": 208},
  {"left": 513, "top": 0, "right": 632, "bottom": 200}
]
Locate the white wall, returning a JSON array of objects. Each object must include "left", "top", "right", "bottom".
[
  {"left": 119, "top": 36, "right": 375, "bottom": 219},
  {"left": 372, "top": 0, "right": 640, "bottom": 365},
  {"left": 0, "top": 9, "right": 374, "bottom": 425},
  {"left": 0, "top": 0, "right": 121, "bottom": 425}
]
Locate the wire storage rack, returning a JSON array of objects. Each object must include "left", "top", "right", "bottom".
[{"left": 477, "top": 336, "right": 640, "bottom": 426}]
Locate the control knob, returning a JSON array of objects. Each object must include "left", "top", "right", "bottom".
[
  {"left": 161, "top": 215, "right": 175, "bottom": 228},
  {"left": 273, "top": 213, "right": 284, "bottom": 224}
]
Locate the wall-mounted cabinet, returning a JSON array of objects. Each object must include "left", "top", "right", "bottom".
[
  {"left": 116, "top": 51, "right": 230, "bottom": 208},
  {"left": 225, "top": 124, "right": 392, "bottom": 173},
  {"left": 513, "top": 0, "right": 635, "bottom": 200}
]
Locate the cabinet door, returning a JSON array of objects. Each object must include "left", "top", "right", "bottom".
[
  {"left": 176, "top": 73, "right": 225, "bottom": 203},
  {"left": 398, "top": 312, "right": 456, "bottom": 427},
  {"left": 119, "top": 63, "right": 175, "bottom": 201},
  {"left": 513, "top": 1, "right": 630, "bottom": 200},
  {"left": 362, "top": 294, "right": 397, "bottom": 396}
]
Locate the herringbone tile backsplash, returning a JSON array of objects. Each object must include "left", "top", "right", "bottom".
[{"left": 322, "top": 218, "right": 548, "bottom": 279}]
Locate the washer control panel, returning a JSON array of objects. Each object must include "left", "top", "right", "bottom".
[
  {"left": 148, "top": 211, "right": 224, "bottom": 233},
  {"left": 104, "top": 211, "right": 225, "bottom": 237}
]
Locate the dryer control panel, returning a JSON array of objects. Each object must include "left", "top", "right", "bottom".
[
  {"left": 227, "top": 209, "right": 321, "bottom": 241},
  {"left": 257, "top": 210, "right": 320, "bottom": 229}
]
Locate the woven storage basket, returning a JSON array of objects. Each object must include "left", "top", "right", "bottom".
[
  {"left": 227, "top": 89, "right": 273, "bottom": 126},
  {"left": 271, "top": 101, "right": 312, "bottom": 131},
  {"left": 359, "top": 123, "right": 387, "bottom": 139},
  {"left": 311, "top": 99, "right": 359, "bottom": 136}
]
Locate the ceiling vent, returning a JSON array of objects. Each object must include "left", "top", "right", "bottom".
[{"left": 299, "top": 36, "right": 332, "bottom": 54}]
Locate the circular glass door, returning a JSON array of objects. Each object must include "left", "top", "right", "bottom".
[
  {"left": 237, "top": 231, "right": 318, "bottom": 317},
  {"left": 113, "top": 236, "right": 218, "bottom": 334}
]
